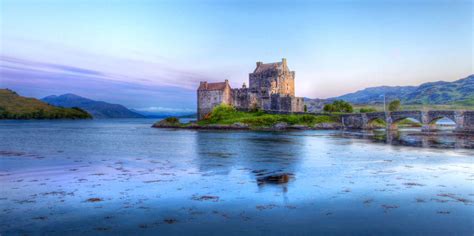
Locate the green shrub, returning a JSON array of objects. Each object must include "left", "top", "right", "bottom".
[
  {"left": 324, "top": 100, "right": 353, "bottom": 113},
  {"left": 164, "top": 117, "right": 180, "bottom": 123},
  {"left": 388, "top": 100, "right": 401, "bottom": 112}
]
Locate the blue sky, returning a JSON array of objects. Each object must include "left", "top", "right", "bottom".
[{"left": 0, "top": 0, "right": 472, "bottom": 111}]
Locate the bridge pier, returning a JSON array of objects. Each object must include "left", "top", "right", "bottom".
[
  {"left": 386, "top": 116, "right": 397, "bottom": 131},
  {"left": 454, "top": 111, "right": 474, "bottom": 134},
  {"left": 421, "top": 124, "right": 437, "bottom": 132}
]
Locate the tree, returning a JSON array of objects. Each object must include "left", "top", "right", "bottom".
[
  {"left": 388, "top": 100, "right": 401, "bottom": 112},
  {"left": 304, "top": 104, "right": 308, "bottom": 113},
  {"left": 323, "top": 100, "right": 353, "bottom": 113}
]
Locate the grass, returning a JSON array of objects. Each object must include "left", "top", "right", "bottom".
[
  {"left": 0, "top": 89, "right": 92, "bottom": 119},
  {"left": 198, "top": 104, "right": 338, "bottom": 127}
]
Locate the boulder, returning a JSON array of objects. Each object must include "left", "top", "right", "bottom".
[
  {"left": 313, "top": 122, "right": 343, "bottom": 130},
  {"left": 231, "top": 122, "right": 249, "bottom": 129},
  {"left": 273, "top": 122, "right": 288, "bottom": 130},
  {"left": 152, "top": 117, "right": 181, "bottom": 128},
  {"left": 288, "top": 124, "right": 309, "bottom": 130}
]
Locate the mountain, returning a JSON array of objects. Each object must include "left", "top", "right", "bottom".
[
  {"left": 303, "top": 98, "right": 328, "bottom": 112},
  {"left": 42, "top": 94, "right": 145, "bottom": 118},
  {"left": 403, "top": 75, "right": 474, "bottom": 105},
  {"left": 328, "top": 74, "right": 474, "bottom": 105},
  {"left": 330, "top": 86, "right": 417, "bottom": 105},
  {"left": 0, "top": 89, "right": 91, "bottom": 119}
]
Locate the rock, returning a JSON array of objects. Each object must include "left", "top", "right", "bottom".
[
  {"left": 231, "top": 122, "right": 249, "bottom": 129},
  {"left": 313, "top": 122, "right": 343, "bottom": 130},
  {"left": 273, "top": 122, "right": 288, "bottom": 130},
  {"left": 288, "top": 124, "right": 309, "bottom": 130},
  {"left": 151, "top": 117, "right": 181, "bottom": 128},
  {"left": 257, "top": 173, "right": 293, "bottom": 185}
]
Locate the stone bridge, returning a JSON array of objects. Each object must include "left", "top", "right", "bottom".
[{"left": 341, "top": 110, "right": 474, "bottom": 133}]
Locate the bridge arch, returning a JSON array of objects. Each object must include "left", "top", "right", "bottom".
[
  {"left": 388, "top": 117, "right": 422, "bottom": 130},
  {"left": 423, "top": 111, "right": 459, "bottom": 131},
  {"left": 366, "top": 117, "right": 386, "bottom": 129},
  {"left": 387, "top": 111, "right": 423, "bottom": 130}
]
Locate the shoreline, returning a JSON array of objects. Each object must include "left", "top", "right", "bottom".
[
  {"left": 151, "top": 122, "right": 343, "bottom": 131},
  {"left": 151, "top": 121, "right": 474, "bottom": 136}
]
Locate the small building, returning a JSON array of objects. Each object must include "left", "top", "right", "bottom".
[
  {"left": 197, "top": 80, "right": 232, "bottom": 120},
  {"left": 197, "top": 59, "right": 304, "bottom": 120}
]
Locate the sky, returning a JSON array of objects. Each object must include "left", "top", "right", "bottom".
[{"left": 0, "top": 0, "right": 473, "bottom": 112}]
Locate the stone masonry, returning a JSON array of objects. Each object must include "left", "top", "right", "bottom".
[
  {"left": 340, "top": 110, "right": 474, "bottom": 134},
  {"left": 197, "top": 59, "right": 304, "bottom": 120}
]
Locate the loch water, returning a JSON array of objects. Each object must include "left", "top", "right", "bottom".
[{"left": 0, "top": 119, "right": 473, "bottom": 235}]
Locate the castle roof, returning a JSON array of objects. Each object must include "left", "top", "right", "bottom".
[
  {"left": 198, "top": 81, "right": 229, "bottom": 91},
  {"left": 253, "top": 62, "right": 283, "bottom": 74},
  {"left": 253, "top": 59, "right": 290, "bottom": 74}
]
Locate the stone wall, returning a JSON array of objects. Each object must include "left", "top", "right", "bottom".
[
  {"left": 463, "top": 111, "right": 474, "bottom": 132},
  {"left": 197, "top": 86, "right": 232, "bottom": 120}
]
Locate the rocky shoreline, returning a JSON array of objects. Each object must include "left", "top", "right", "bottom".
[
  {"left": 151, "top": 119, "right": 343, "bottom": 131},
  {"left": 151, "top": 119, "right": 474, "bottom": 136}
]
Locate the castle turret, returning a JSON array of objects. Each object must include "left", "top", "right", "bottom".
[{"left": 199, "top": 81, "right": 208, "bottom": 90}]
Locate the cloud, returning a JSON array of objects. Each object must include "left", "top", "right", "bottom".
[
  {"left": 0, "top": 55, "right": 104, "bottom": 76},
  {"left": 0, "top": 55, "right": 197, "bottom": 109}
]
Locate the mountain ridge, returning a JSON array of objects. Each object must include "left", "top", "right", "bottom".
[
  {"left": 329, "top": 74, "right": 473, "bottom": 105},
  {"left": 42, "top": 94, "right": 145, "bottom": 119}
]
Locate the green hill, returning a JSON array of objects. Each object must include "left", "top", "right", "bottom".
[
  {"left": 0, "top": 89, "right": 92, "bottom": 119},
  {"left": 326, "top": 74, "right": 474, "bottom": 105}
]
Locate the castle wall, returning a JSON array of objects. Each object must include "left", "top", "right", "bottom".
[
  {"left": 270, "top": 95, "right": 304, "bottom": 112},
  {"left": 197, "top": 86, "right": 232, "bottom": 120}
]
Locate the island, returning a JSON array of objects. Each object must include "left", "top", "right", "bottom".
[{"left": 153, "top": 104, "right": 341, "bottom": 130}]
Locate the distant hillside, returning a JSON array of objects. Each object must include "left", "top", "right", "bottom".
[
  {"left": 330, "top": 86, "right": 417, "bottom": 104},
  {"left": 42, "top": 94, "right": 144, "bottom": 119},
  {"left": 329, "top": 74, "right": 474, "bottom": 105},
  {"left": 303, "top": 98, "right": 327, "bottom": 112},
  {"left": 0, "top": 89, "right": 91, "bottom": 119},
  {"left": 403, "top": 75, "right": 474, "bottom": 105}
]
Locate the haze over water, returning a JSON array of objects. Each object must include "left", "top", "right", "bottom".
[{"left": 0, "top": 119, "right": 473, "bottom": 235}]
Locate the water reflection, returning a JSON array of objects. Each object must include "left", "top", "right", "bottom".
[
  {"left": 194, "top": 131, "right": 303, "bottom": 190},
  {"left": 336, "top": 129, "right": 474, "bottom": 149}
]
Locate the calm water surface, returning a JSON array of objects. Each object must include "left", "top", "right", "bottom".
[{"left": 0, "top": 119, "right": 473, "bottom": 235}]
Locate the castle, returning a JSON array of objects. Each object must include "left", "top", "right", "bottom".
[{"left": 197, "top": 58, "right": 304, "bottom": 120}]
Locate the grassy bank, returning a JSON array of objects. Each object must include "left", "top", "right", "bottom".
[
  {"left": 198, "top": 104, "right": 338, "bottom": 127},
  {"left": 0, "top": 89, "right": 92, "bottom": 119}
]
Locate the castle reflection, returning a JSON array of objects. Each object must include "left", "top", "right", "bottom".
[{"left": 192, "top": 131, "right": 304, "bottom": 191}]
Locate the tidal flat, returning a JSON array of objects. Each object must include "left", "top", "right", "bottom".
[{"left": 0, "top": 119, "right": 473, "bottom": 235}]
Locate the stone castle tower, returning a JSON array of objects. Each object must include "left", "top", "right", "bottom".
[{"left": 197, "top": 59, "right": 304, "bottom": 120}]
